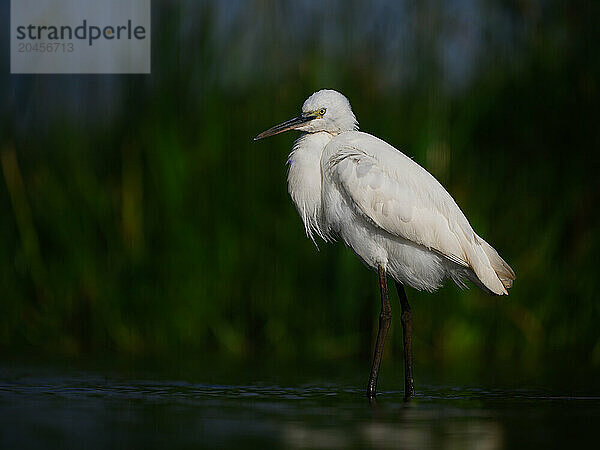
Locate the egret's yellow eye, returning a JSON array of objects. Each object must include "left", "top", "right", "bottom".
[{"left": 319, "top": 108, "right": 326, "bottom": 116}]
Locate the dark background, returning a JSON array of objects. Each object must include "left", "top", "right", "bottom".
[{"left": 1, "top": 0, "right": 599, "bottom": 386}]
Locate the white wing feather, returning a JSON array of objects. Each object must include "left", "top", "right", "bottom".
[{"left": 325, "top": 132, "right": 510, "bottom": 295}]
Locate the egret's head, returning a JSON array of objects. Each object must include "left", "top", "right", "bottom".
[{"left": 254, "top": 89, "right": 358, "bottom": 140}]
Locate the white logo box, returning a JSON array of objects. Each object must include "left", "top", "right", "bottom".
[{"left": 11, "top": 0, "right": 151, "bottom": 74}]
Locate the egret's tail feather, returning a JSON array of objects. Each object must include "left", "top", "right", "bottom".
[
  {"left": 461, "top": 235, "right": 514, "bottom": 296},
  {"left": 480, "top": 239, "right": 515, "bottom": 290}
]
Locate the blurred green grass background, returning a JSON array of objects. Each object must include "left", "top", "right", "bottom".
[{"left": 0, "top": 0, "right": 599, "bottom": 380}]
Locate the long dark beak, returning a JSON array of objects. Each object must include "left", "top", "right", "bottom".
[{"left": 254, "top": 114, "right": 314, "bottom": 141}]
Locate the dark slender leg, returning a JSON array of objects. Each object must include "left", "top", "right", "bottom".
[
  {"left": 366, "top": 265, "right": 392, "bottom": 398},
  {"left": 395, "top": 281, "right": 415, "bottom": 401}
]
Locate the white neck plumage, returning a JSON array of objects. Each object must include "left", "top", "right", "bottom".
[{"left": 286, "top": 131, "right": 334, "bottom": 243}]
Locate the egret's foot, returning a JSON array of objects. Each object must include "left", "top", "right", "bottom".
[
  {"left": 368, "top": 395, "right": 378, "bottom": 408},
  {"left": 366, "top": 384, "right": 377, "bottom": 399}
]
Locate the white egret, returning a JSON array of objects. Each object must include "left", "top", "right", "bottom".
[{"left": 254, "top": 89, "right": 515, "bottom": 400}]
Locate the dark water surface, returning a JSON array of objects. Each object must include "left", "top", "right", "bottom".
[{"left": 0, "top": 361, "right": 598, "bottom": 449}]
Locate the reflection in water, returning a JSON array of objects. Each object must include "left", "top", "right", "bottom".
[
  {"left": 0, "top": 365, "right": 598, "bottom": 449},
  {"left": 283, "top": 421, "right": 503, "bottom": 450}
]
